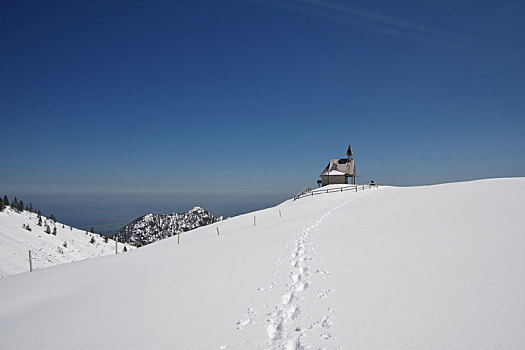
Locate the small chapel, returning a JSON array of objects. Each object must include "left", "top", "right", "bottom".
[{"left": 319, "top": 145, "right": 356, "bottom": 186}]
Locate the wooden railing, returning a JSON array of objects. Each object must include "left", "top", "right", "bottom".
[
  {"left": 294, "top": 186, "right": 313, "bottom": 198},
  {"left": 293, "top": 183, "right": 379, "bottom": 201}
]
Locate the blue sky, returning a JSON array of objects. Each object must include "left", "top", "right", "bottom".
[{"left": 1, "top": 0, "right": 524, "bottom": 229}]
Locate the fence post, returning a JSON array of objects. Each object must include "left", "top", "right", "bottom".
[
  {"left": 254, "top": 216, "right": 256, "bottom": 226},
  {"left": 279, "top": 209, "right": 282, "bottom": 218},
  {"left": 28, "top": 250, "right": 33, "bottom": 272},
  {"left": 216, "top": 227, "right": 219, "bottom": 236},
  {"left": 115, "top": 236, "right": 118, "bottom": 254},
  {"left": 178, "top": 231, "right": 180, "bottom": 244}
]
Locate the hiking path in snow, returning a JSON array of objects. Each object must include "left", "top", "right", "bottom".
[{"left": 230, "top": 197, "right": 358, "bottom": 350}]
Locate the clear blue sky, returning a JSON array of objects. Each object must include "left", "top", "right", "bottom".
[{"left": 1, "top": 0, "right": 524, "bottom": 228}]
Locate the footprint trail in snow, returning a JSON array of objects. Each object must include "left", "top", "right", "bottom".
[{"left": 264, "top": 199, "right": 352, "bottom": 350}]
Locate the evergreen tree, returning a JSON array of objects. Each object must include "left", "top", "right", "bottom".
[
  {"left": 0, "top": 198, "right": 4, "bottom": 212},
  {"left": 104, "top": 235, "right": 109, "bottom": 243},
  {"left": 2, "top": 195, "right": 8, "bottom": 207},
  {"left": 17, "top": 200, "right": 24, "bottom": 212},
  {"left": 52, "top": 226, "right": 57, "bottom": 235},
  {"left": 29, "top": 203, "right": 33, "bottom": 212},
  {"left": 37, "top": 210, "right": 41, "bottom": 219},
  {"left": 37, "top": 216, "right": 42, "bottom": 226},
  {"left": 123, "top": 246, "right": 127, "bottom": 252},
  {"left": 10, "top": 197, "right": 18, "bottom": 210},
  {"left": 90, "top": 227, "right": 94, "bottom": 233},
  {"left": 44, "top": 224, "right": 51, "bottom": 234},
  {"left": 90, "top": 236, "right": 96, "bottom": 244}
]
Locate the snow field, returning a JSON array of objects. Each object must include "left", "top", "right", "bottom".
[{"left": 0, "top": 178, "right": 524, "bottom": 350}]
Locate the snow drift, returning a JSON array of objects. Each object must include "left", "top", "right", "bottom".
[{"left": 0, "top": 178, "right": 524, "bottom": 350}]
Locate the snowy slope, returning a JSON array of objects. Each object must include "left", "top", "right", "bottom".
[
  {"left": 0, "top": 209, "right": 132, "bottom": 277},
  {"left": 0, "top": 178, "right": 524, "bottom": 350}
]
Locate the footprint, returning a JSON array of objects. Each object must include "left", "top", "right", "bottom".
[
  {"left": 236, "top": 308, "right": 255, "bottom": 329},
  {"left": 281, "top": 293, "right": 293, "bottom": 305},
  {"left": 295, "top": 281, "right": 308, "bottom": 293},
  {"left": 236, "top": 318, "right": 250, "bottom": 329},
  {"left": 316, "top": 289, "right": 332, "bottom": 299},
  {"left": 320, "top": 333, "right": 335, "bottom": 340},
  {"left": 267, "top": 320, "right": 283, "bottom": 340},
  {"left": 291, "top": 273, "right": 301, "bottom": 282},
  {"left": 284, "top": 338, "right": 305, "bottom": 350},
  {"left": 285, "top": 305, "right": 300, "bottom": 320},
  {"left": 316, "top": 268, "right": 331, "bottom": 277},
  {"left": 320, "top": 317, "right": 333, "bottom": 329}
]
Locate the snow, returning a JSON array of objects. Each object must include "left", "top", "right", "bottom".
[
  {"left": 0, "top": 209, "right": 132, "bottom": 278},
  {"left": 0, "top": 178, "right": 524, "bottom": 349},
  {"left": 118, "top": 205, "right": 221, "bottom": 246},
  {"left": 326, "top": 170, "right": 346, "bottom": 175}
]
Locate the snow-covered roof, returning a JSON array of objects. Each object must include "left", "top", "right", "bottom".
[
  {"left": 327, "top": 170, "right": 346, "bottom": 176},
  {"left": 320, "top": 158, "right": 355, "bottom": 176}
]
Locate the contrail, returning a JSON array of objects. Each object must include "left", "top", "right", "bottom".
[{"left": 253, "top": 0, "right": 468, "bottom": 44}]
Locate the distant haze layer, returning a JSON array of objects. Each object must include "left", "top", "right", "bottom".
[{"left": 13, "top": 192, "right": 290, "bottom": 234}]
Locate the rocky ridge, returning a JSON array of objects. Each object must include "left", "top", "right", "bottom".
[{"left": 117, "top": 206, "right": 222, "bottom": 247}]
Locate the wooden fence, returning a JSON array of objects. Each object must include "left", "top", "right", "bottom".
[{"left": 293, "top": 183, "right": 379, "bottom": 201}]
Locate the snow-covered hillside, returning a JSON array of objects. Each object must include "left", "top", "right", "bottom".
[
  {"left": 0, "top": 209, "right": 132, "bottom": 277},
  {"left": 1, "top": 178, "right": 524, "bottom": 350},
  {"left": 118, "top": 206, "right": 222, "bottom": 246}
]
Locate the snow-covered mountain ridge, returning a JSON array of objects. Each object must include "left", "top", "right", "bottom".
[
  {"left": 0, "top": 208, "right": 132, "bottom": 278},
  {"left": 1, "top": 178, "right": 524, "bottom": 350},
  {"left": 117, "top": 206, "right": 222, "bottom": 247}
]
